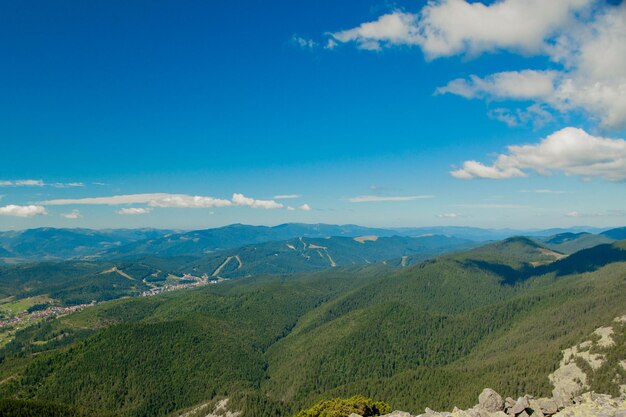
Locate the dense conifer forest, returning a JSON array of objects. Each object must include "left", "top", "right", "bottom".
[{"left": 0, "top": 238, "right": 624, "bottom": 416}]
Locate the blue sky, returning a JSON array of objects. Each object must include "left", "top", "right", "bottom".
[{"left": 1, "top": 0, "right": 626, "bottom": 230}]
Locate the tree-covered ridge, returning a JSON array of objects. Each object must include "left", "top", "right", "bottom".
[{"left": 0, "top": 238, "right": 623, "bottom": 417}]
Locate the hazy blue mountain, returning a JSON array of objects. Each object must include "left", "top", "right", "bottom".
[
  {"left": 391, "top": 226, "right": 607, "bottom": 241},
  {"left": 601, "top": 226, "right": 626, "bottom": 240},
  {"left": 0, "top": 228, "right": 174, "bottom": 261}
]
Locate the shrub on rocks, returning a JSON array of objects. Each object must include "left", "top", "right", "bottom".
[{"left": 294, "top": 395, "right": 391, "bottom": 417}]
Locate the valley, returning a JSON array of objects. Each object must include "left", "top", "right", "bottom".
[{"left": 0, "top": 224, "right": 623, "bottom": 417}]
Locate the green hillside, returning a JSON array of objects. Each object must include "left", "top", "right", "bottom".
[
  {"left": 540, "top": 232, "right": 614, "bottom": 254},
  {"left": 0, "top": 239, "right": 623, "bottom": 417},
  {"left": 102, "top": 224, "right": 398, "bottom": 258},
  {"left": 181, "top": 235, "right": 475, "bottom": 278},
  {"left": 0, "top": 228, "right": 175, "bottom": 261}
]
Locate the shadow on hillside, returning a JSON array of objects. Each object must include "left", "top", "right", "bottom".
[
  {"left": 463, "top": 260, "right": 526, "bottom": 286},
  {"left": 465, "top": 243, "right": 626, "bottom": 285},
  {"left": 535, "top": 243, "right": 626, "bottom": 277}
]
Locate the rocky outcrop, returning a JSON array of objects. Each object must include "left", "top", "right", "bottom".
[
  {"left": 364, "top": 388, "right": 626, "bottom": 417},
  {"left": 549, "top": 315, "right": 626, "bottom": 403}
]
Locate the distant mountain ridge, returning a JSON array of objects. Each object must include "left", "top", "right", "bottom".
[
  {"left": 180, "top": 234, "right": 476, "bottom": 279},
  {"left": 0, "top": 228, "right": 176, "bottom": 261},
  {"left": 0, "top": 223, "right": 623, "bottom": 262}
]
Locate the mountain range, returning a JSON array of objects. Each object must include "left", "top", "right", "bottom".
[
  {"left": 0, "top": 229, "right": 623, "bottom": 417},
  {"left": 0, "top": 223, "right": 618, "bottom": 262}
]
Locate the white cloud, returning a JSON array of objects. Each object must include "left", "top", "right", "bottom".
[
  {"left": 434, "top": 3, "right": 626, "bottom": 128},
  {"left": 51, "top": 182, "right": 84, "bottom": 188},
  {"left": 61, "top": 209, "right": 81, "bottom": 219},
  {"left": 488, "top": 104, "right": 553, "bottom": 128},
  {"left": 148, "top": 195, "right": 233, "bottom": 208},
  {"left": 291, "top": 35, "right": 317, "bottom": 49},
  {"left": 451, "top": 127, "right": 626, "bottom": 181},
  {"left": 329, "top": 1, "right": 626, "bottom": 128},
  {"left": 455, "top": 204, "right": 527, "bottom": 209},
  {"left": 436, "top": 213, "right": 462, "bottom": 218},
  {"left": 232, "top": 193, "right": 283, "bottom": 209},
  {"left": 0, "top": 180, "right": 85, "bottom": 188},
  {"left": 0, "top": 179, "right": 44, "bottom": 187},
  {"left": 436, "top": 70, "right": 558, "bottom": 100},
  {"left": 566, "top": 209, "right": 626, "bottom": 218},
  {"left": 40, "top": 193, "right": 288, "bottom": 210},
  {"left": 0, "top": 205, "right": 47, "bottom": 217},
  {"left": 40, "top": 193, "right": 176, "bottom": 206},
  {"left": 348, "top": 195, "right": 433, "bottom": 203},
  {"left": 40, "top": 193, "right": 233, "bottom": 208},
  {"left": 520, "top": 189, "right": 566, "bottom": 194},
  {"left": 287, "top": 203, "right": 312, "bottom": 211},
  {"left": 415, "top": 0, "right": 591, "bottom": 59},
  {"left": 329, "top": 12, "right": 420, "bottom": 51},
  {"left": 329, "top": 1, "right": 590, "bottom": 57},
  {"left": 325, "top": 39, "right": 338, "bottom": 50},
  {"left": 116, "top": 207, "right": 153, "bottom": 215},
  {"left": 274, "top": 194, "right": 302, "bottom": 199}
]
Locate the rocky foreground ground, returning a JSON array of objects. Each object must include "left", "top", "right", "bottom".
[{"left": 369, "top": 388, "right": 626, "bottom": 417}]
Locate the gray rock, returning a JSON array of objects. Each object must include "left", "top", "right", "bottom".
[
  {"left": 478, "top": 389, "right": 504, "bottom": 412},
  {"left": 535, "top": 398, "right": 558, "bottom": 415},
  {"left": 527, "top": 401, "right": 544, "bottom": 417},
  {"left": 381, "top": 411, "right": 412, "bottom": 417},
  {"left": 510, "top": 397, "right": 530, "bottom": 415},
  {"left": 348, "top": 414, "right": 362, "bottom": 417}
]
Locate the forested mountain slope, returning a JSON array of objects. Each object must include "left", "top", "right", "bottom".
[
  {"left": 101, "top": 224, "right": 398, "bottom": 258},
  {"left": 0, "top": 228, "right": 174, "bottom": 261},
  {"left": 180, "top": 235, "right": 475, "bottom": 278},
  {"left": 0, "top": 239, "right": 623, "bottom": 417}
]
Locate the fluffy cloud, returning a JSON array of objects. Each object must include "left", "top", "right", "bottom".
[
  {"left": 415, "top": 0, "right": 591, "bottom": 58},
  {"left": 116, "top": 207, "right": 152, "bottom": 215},
  {"left": 451, "top": 127, "right": 626, "bottom": 181},
  {"left": 287, "top": 203, "right": 312, "bottom": 211},
  {"left": 329, "top": 12, "right": 420, "bottom": 51},
  {"left": 329, "top": 1, "right": 626, "bottom": 128},
  {"left": 41, "top": 192, "right": 287, "bottom": 210},
  {"left": 40, "top": 193, "right": 176, "bottom": 206},
  {"left": 436, "top": 70, "right": 558, "bottom": 100},
  {"left": 348, "top": 195, "right": 433, "bottom": 203},
  {"left": 435, "top": 3, "right": 626, "bottom": 128},
  {"left": 61, "top": 209, "right": 81, "bottom": 219},
  {"left": 329, "top": 0, "right": 590, "bottom": 56},
  {"left": 232, "top": 193, "right": 283, "bottom": 209},
  {"left": 148, "top": 195, "right": 233, "bottom": 208},
  {"left": 0, "top": 205, "right": 47, "bottom": 217}
]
